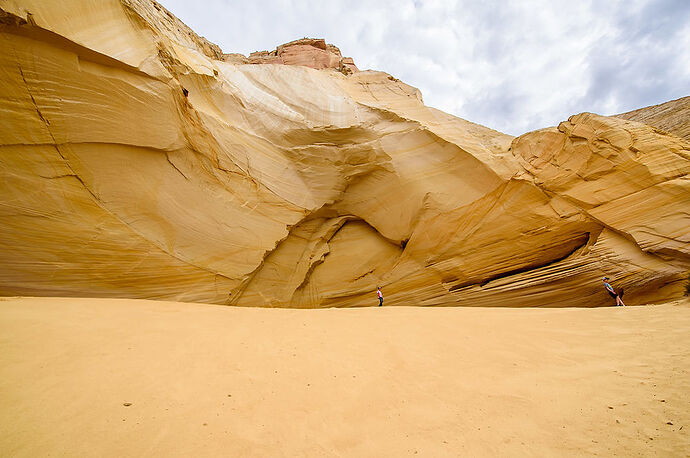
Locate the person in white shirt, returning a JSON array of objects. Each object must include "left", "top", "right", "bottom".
[{"left": 377, "top": 286, "right": 383, "bottom": 307}]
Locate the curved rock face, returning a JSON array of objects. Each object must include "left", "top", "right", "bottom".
[{"left": 0, "top": 0, "right": 688, "bottom": 307}]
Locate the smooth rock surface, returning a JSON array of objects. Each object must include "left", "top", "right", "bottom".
[{"left": 0, "top": 0, "right": 688, "bottom": 307}]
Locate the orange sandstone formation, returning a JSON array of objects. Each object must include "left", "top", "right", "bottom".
[
  {"left": 0, "top": 0, "right": 688, "bottom": 307},
  {"left": 240, "top": 38, "right": 359, "bottom": 74}
]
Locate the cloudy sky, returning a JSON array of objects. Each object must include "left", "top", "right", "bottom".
[{"left": 160, "top": 0, "right": 689, "bottom": 136}]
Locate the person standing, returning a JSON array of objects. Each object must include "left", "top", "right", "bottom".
[
  {"left": 603, "top": 277, "right": 625, "bottom": 306},
  {"left": 377, "top": 286, "right": 383, "bottom": 307}
]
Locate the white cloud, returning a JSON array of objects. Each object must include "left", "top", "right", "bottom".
[{"left": 159, "top": 0, "right": 690, "bottom": 135}]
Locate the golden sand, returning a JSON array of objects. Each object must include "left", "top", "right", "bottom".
[{"left": 1, "top": 296, "right": 689, "bottom": 456}]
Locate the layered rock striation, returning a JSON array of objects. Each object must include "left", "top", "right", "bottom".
[
  {"left": 0, "top": 0, "right": 688, "bottom": 307},
  {"left": 615, "top": 96, "right": 690, "bottom": 142}
]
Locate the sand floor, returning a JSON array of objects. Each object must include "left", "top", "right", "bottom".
[{"left": 1, "top": 296, "right": 689, "bottom": 457}]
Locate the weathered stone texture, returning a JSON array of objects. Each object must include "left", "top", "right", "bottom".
[{"left": 0, "top": 0, "right": 687, "bottom": 306}]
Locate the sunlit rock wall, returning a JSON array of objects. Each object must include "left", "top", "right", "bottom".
[
  {"left": 1, "top": 0, "right": 688, "bottom": 306},
  {"left": 616, "top": 96, "right": 690, "bottom": 141}
]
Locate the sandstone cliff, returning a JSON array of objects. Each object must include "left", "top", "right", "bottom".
[
  {"left": 237, "top": 38, "right": 359, "bottom": 75},
  {"left": 0, "top": 0, "right": 688, "bottom": 307},
  {"left": 615, "top": 96, "right": 690, "bottom": 141}
]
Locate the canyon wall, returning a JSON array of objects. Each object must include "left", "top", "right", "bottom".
[
  {"left": 616, "top": 96, "right": 690, "bottom": 142},
  {"left": 1, "top": 0, "right": 688, "bottom": 306}
]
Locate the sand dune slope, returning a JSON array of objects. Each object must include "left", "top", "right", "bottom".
[{"left": 1, "top": 297, "right": 689, "bottom": 456}]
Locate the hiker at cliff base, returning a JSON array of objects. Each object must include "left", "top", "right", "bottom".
[
  {"left": 603, "top": 277, "right": 625, "bottom": 306},
  {"left": 377, "top": 286, "right": 383, "bottom": 306}
]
